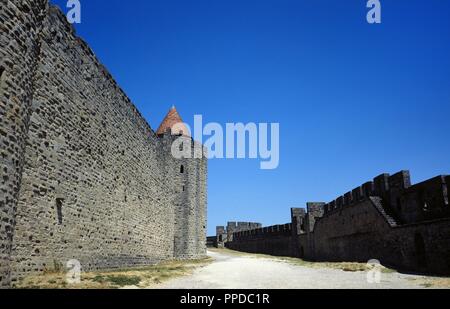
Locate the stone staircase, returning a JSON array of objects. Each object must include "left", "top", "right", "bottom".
[{"left": 370, "top": 197, "right": 399, "bottom": 227}]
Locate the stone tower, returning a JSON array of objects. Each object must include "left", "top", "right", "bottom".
[
  {"left": 156, "top": 106, "right": 190, "bottom": 137},
  {"left": 157, "top": 107, "right": 207, "bottom": 259}
]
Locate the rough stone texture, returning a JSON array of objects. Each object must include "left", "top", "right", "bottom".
[
  {"left": 210, "top": 222, "right": 262, "bottom": 248},
  {"left": 309, "top": 197, "right": 450, "bottom": 274},
  {"left": 226, "top": 222, "right": 262, "bottom": 243},
  {"left": 225, "top": 170, "right": 450, "bottom": 275},
  {"left": 216, "top": 222, "right": 262, "bottom": 248},
  {"left": 170, "top": 136, "right": 207, "bottom": 259},
  {"left": 206, "top": 236, "right": 217, "bottom": 248},
  {"left": 226, "top": 224, "right": 293, "bottom": 257},
  {"left": 0, "top": 0, "right": 48, "bottom": 288},
  {"left": 215, "top": 226, "right": 226, "bottom": 248},
  {"left": 0, "top": 1, "right": 207, "bottom": 288}
]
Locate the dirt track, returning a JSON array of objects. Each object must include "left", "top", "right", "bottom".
[{"left": 156, "top": 250, "right": 435, "bottom": 289}]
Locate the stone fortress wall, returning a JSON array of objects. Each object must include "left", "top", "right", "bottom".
[
  {"left": 231, "top": 223, "right": 293, "bottom": 257},
  {"left": 223, "top": 171, "right": 450, "bottom": 275},
  {"left": 0, "top": 0, "right": 207, "bottom": 288},
  {"left": 226, "top": 222, "right": 262, "bottom": 242},
  {"left": 211, "top": 222, "right": 261, "bottom": 248}
]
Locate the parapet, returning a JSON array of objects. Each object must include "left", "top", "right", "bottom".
[
  {"left": 157, "top": 131, "right": 206, "bottom": 159},
  {"left": 226, "top": 221, "right": 262, "bottom": 242},
  {"left": 400, "top": 175, "right": 450, "bottom": 223},
  {"left": 323, "top": 171, "right": 410, "bottom": 215},
  {"left": 291, "top": 208, "right": 306, "bottom": 235},
  {"left": 320, "top": 170, "right": 449, "bottom": 224},
  {"left": 233, "top": 223, "right": 292, "bottom": 241},
  {"left": 291, "top": 208, "right": 306, "bottom": 218},
  {"left": 227, "top": 221, "right": 262, "bottom": 231}
]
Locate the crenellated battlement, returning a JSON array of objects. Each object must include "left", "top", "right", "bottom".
[
  {"left": 233, "top": 224, "right": 292, "bottom": 240},
  {"left": 219, "top": 170, "right": 450, "bottom": 274},
  {"left": 321, "top": 170, "right": 449, "bottom": 225}
]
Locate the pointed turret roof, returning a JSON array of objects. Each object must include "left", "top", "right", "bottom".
[{"left": 156, "top": 106, "right": 190, "bottom": 136}]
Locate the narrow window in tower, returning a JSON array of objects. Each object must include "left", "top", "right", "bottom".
[
  {"left": 182, "top": 185, "right": 186, "bottom": 192},
  {"left": 396, "top": 197, "right": 402, "bottom": 211},
  {"left": 180, "top": 165, "right": 184, "bottom": 174},
  {"left": 56, "top": 198, "right": 64, "bottom": 225},
  {"left": 0, "top": 66, "right": 5, "bottom": 94}
]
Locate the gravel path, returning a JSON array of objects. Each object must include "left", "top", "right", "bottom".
[{"left": 156, "top": 250, "right": 431, "bottom": 289}]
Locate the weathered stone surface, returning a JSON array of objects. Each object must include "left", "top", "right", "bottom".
[
  {"left": 227, "top": 223, "right": 293, "bottom": 257},
  {"left": 223, "top": 171, "right": 450, "bottom": 275},
  {"left": 0, "top": 0, "right": 49, "bottom": 288},
  {"left": 0, "top": 0, "right": 207, "bottom": 288}
]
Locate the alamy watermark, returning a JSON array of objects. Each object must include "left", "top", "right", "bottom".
[
  {"left": 170, "top": 116, "right": 280, "bottom": 170},
  {"left": 65, "top": 1, "right": 380, "bottom": 25},
  {"left": 62, "top": 0, "right": 380, "bottom": 169},
  {"left": 367, "top": 0, "right": 382, "bottom": 24},
  {"left": 366, "top": 259, "right": 382, "bottom": 284},
  {"left": 66, "top": 259, "right": 81, "bottom": 284},
  {"left": 66, "top": 0, "right": 81, "bottom": 24}
]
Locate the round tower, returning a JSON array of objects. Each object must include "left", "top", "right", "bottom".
[{"left": 156, "top": 106, "right": 207, "bottom": 259}]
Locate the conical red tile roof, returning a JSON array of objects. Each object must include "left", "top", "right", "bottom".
[{"left": 156, "top": 106, "right": 190, "bottom": 136}]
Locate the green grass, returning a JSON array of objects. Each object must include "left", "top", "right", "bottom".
[{"left": 104, "top": 275, "right": 141, "bottom": 286}]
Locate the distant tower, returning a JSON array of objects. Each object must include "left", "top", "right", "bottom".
[
  {"left": 157, "top": 106, "right": 207, "bottom": 259},
  {"left": 156, "top": 105, "right": 190, "bottom": 137}
]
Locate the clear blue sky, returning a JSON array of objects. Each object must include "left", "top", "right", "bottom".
[{"left": 51, "top": 0, "right": 450, "bottom": 235}]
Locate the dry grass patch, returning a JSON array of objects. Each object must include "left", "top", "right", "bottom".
[
  {"left": 14, "top": 257, "right": 212, "bottom": 289},
  {"left": 408, "top": 277, "right": 450, "bottom": 289}
]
